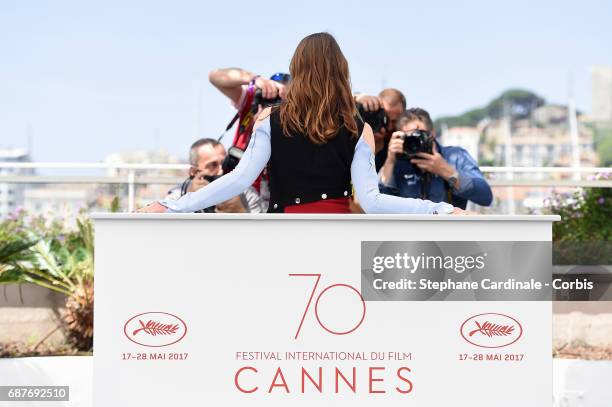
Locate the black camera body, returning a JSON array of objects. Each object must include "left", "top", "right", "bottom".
[
  {"left": 357, "top": 103, "right": 388, "bottom": 133},
  {"left": 253, "top": 89, "right": 282, "bottom": 109},
  {"left": 201, "top": 174, "right": 220, "bottom": 183},
  {"left": 397, "top": 129, "right": 433, "bottom": 160},
  {"left": 222, "top": 146, "right": 244, "bottom": 174}
]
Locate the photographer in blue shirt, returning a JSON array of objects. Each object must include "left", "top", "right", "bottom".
[{"left": 378, "top": 108, "right": 493, "bottom": 209}]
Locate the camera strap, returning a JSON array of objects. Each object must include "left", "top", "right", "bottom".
[
  {"left": 223, "top": 113, "right": 240, "bottom": 133},
  {"left": 232, "top": 84, "right": 258, "bottom": 150},
  {"left": 443, "top": 179, "right": 453, "bottom": 204},
  {"left": 419, "top": 172, "right": 453, "bottom": 204},
  {"left": 419, "top": 172, "right": 432, "bottom": 200},
  {"left": 180, "top": 177, "right": 192, "bottom": 196},
  {"left": 180, "top": 176, "right": 214, "bottom": 213}
]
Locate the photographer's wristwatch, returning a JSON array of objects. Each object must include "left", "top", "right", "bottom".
[{"left": 447, "top": 170, "right": 459, "bottom": 189}]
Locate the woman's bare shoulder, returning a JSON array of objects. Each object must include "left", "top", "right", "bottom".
[
  {"left": 253, "top": 107, "right": 273, "bottom": 131},
  {"left": 361, "top": 122, "right": 375, "bottom": 151}
]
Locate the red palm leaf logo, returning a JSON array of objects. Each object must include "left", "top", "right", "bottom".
[
  {"left": 468, "top": 321, "right": 515, "bottom": 338},
  {"left": 124, "top": 312, "right": 187, "bottom": 347},
  {"left": 132, "top": 320, "right": 179, "bottom": 337},
  {"left": 460, "top": 313, "right": 523, "bottom": 348}
]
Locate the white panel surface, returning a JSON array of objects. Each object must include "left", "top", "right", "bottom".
[{"left": 93, "top": 214, "right": 555, "bottom": 406}]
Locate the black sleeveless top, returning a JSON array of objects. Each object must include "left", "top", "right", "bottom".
[{"left": 267, "top": 109, "right": 363, "bottom": 213}]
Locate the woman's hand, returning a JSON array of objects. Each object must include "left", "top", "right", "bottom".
[{"left": 135, "top": 202, "right": 167, "bottom": 213}]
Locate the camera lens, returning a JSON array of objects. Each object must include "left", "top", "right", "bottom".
[{"left": 403, "top": 136, "right": 422, "bottom": 155}]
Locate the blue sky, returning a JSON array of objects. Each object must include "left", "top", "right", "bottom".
[{"left": 1, "top": 0, "right": 611, "bottom": 162}]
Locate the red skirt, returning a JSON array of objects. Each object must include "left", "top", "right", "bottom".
[{"left": 283, "top": 197, "right": 351, "bottom": 214}]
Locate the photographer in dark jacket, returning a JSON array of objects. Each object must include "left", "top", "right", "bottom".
[
  {"left": 355, "top": 88, "right": 406, "bottom": 170},
  {"left": 379, "top": 108, "right": 493, "bottom": 209}
]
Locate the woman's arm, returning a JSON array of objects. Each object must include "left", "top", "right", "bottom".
[
  {"left": 351, "top": 124, "right": 458, "bottom": 214},
  {"left": 158, "top": 113, "right": 272, "bottom": 213}
]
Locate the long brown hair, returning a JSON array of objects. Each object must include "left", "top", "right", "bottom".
[{"left": 279, "top": 32, "right": 358, "bottom": 144}]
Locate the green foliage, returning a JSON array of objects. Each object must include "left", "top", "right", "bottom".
[
  {"left": 0, "top": 211, "right": 94, "bottom": 296},
  {"left": 110, "top": 196, "right": 120, "bottom": 213},
  {"left": 436, "top": 107, "right": 487, "bottom": 129},
  {"left": 545, "top": 173, "right": 612, "bottom": 264},
  {"left": 547, "top": 180, "right": 611, "bottom": 242},
  {"left": 486, "top": 89, "right": 545, "bottom": 119},
  {"left": 0, "top": 239, "right": 38, "bottom": 268},
  {"left": 0, "top": 210, "right": 95, "bottom": 350},
  {"left": 594, "top": 126, "right": 612, "bottom": 167},
  {"left": 478, "top": 158, "right": 495, "bottom": 167},
  {"left": 434, "top": 88, "right": 545, "bottom": 129}
]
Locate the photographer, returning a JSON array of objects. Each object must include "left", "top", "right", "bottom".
[
  {"left": 209, "top": 68, "right": 289, "bottom": 211},
  {"left": 355, "top": 88, "right": 406, "bottom": 170},
  {"left": 379, "top": 108, "right": 493, "bottom": 209},
  {"left": 166, "top": 138, "right": 263, "bottom": 213},
  {"left": 140, "top": 33, "right": 468, "bottom": 215},
  {"left": 209, "top": 67, "right": 288, "bottom": 113}
]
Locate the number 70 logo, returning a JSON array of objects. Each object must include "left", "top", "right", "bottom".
[{"left": 289, "top": 274, "right": 366, "bottom": 340}]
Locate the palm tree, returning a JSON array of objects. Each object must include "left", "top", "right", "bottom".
[{"left": 0, "top": 218, "right": 94, "bottom": 351}]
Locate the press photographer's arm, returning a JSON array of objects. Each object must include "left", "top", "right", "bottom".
[{"left": 209, "top": 67, "right": 286, "bottom": 106}]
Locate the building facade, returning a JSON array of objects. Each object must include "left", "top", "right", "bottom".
[
  {"left": 0, "top": 149, "right": 31, "bottom": 219},
  {"left": 592, "top": 65, "right": 612, "bottom": 124}
]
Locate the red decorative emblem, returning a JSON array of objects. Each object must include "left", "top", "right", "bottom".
[
  {"left": 124, "top": 312, "right": 187, "bottom": 347},
  {"left": 460, "top": 313, "right": 523, "bottom": 348}
]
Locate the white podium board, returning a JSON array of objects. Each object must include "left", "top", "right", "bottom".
[{"left": 92, "top": 214, "right": 557, "bottom": 406}]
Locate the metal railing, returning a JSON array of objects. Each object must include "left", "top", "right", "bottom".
[{"left": 0, "top": 163, "right": 610, "bottom": 212}]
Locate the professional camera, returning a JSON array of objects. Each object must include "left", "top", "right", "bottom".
[
  {"left": 252, "top": 72, "right": 289, "bottom": 108},
  {"left": 180, "top": 173, "right": 219, "bottom": 194},
  {"left": 357, "top": 103, "right": 388, "bottom": 133},
  {"left": 253, "top": 88, "right": 282, "bottom": 109},
  {"left": 397, "top": 129, "right": 433, "bottom": 160},
  {"left": 222, "top": 146, "right": 244, "bottom": 174},
  {"left": 201, "top": 174, "right": 220, "bottom": 183}
]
